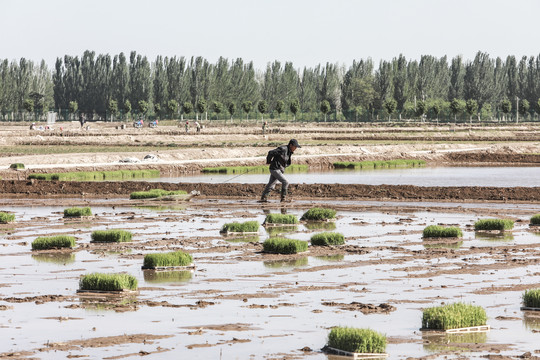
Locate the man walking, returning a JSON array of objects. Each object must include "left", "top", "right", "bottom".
[{"left": 259, "top": 139, "right": 301, "bottom": 203}]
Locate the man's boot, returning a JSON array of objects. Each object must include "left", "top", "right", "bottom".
[
  {"left": 280, "top": 189, "right": 290, "bottom": 203},
  {"left": 258, "top": 193, "right": 269, "bottom": 203}
]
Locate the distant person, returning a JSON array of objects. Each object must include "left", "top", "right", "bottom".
[
  {"left": 185, "top": 121, "right": 189, "bottom": 133},
  {"left": 30, "top": 122, "right": 36, "bottom": 130},
  {"left": 195, "top": 121, "right": 201, "bottom": 133},
  {"left": 262, "top": 121, "right": 268, "bottom": 135},
  {"left": 259, "top": 139, "right": 301, "bottom": 203}
]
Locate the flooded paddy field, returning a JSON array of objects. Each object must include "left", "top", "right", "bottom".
[{"left": 1, "top": 198, "right": 540, "bottom": 359}]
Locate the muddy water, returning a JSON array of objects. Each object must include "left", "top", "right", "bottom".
[
  {"left": 1, "top": 201, "right": 540, "bottom": 359},
  {"left": 148, "top": 166, "right": 540, "bottom": 187}
]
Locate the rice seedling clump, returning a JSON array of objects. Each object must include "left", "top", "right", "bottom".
[
  {"left": 91, "top": 230, "right": 132, "bottom": 243},
  {"left": 327, "top": 327, "right": 386, "bottom": 354},
  {"left": 530, "top": 214, "right": 540, "bottom": 225},
  {"left": 523, "top": 289, "right": 540, "bottom": 308},
  {"left": 333, "top": 159, "right": 425, "bottom": 169},
  {"left": 129, "top": 189, "right": 187, "bottom": 199},
  {"left": 263, "top": 237, "right": 308, "bottom": 254},
  {"left": 143, "top": 251, "right": 193, "bottom": 268},
  {"left": 28, "top": 169, "right": 160, "bottom": 181},
  {"left": 422, "top": 302, "right": 487, "bottom": 330},
  {"left": 64, "top": 207, "right": 92, "bottom": 218},
  {"left": 0, "top": 212, "right": 15, "bottom": 224},
  {"left": 31, "top": 235, "right": 76, "bottom": 250},
  {"left": 202, "top": 164, "right": 308, "bottom": 174},
  {"left": 221, "top": 221, "right": 259, "bottom": 233},
  {"left": 10, "top": 163, "right": 25, "bottom": 169},
  {"left": 311, "top": 232, "right": 345, "bottom": 246},
  {"left": 301, "top": 208, "right": 337, "bottom": 221},
  {"left": 264, "top": 214, "right": 299, "bottom": 225},
  {"left": 79, "top": 273, "right": 138, "bottom": 291},
  {"left": 422, "top": 225, "right": 463, "bottom": 238},
  {"left": 474, "top": 218, "right": 514, "bottom": 231}
]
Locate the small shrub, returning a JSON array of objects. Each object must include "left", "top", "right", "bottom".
[
  {"left": 91, "top": 230, "right": 132, "bottom": 243},
  {"left": 221, "top": 221, "right": 259, "bottom": 233},
  {"left": 474, "top": 218, "right": 514, "bottom": 231},
  {"left": 327, "top": 327, "right": 386, "bottom": 354},
  {"left": 262, "top": 237, "right": 308, "bottom": 254},
  {"left": 264, "top": 214, "right": 299, "bottom": 225},
  {"left": 130, "top": 189, "right": 187, "bottom": 199},
  {"left": 311, "top": 232, "right": 345, "bottom": 246},
  {"left": 10, "top": 163, "right": 25, "bottom": 169},
  {"left": 79, "top": 273, "right": 138, "bottom": 291},
  {"left": 523, "top": 289, "right": 540, "bottom": 308},
  {"left": 0, "top": 212, "right": 15, "bottom": 224},
  {"left": 143, "top": 251, "right": 193, "bottom": 268},
  {"left": 530, "top": 214, "right": 540, "bottom": 226},
  {"left": 32, "top": 235, "right": 76, "bottom": 250},
  {"left": 422, "top": 302, "right": 487, "bottom": 330},
  {"left": 301, "top": 208, "right": 336, "bottom": 221},
  {"left": 423, "top": 225, "right": 463, "bottom": 238},
  {"left": 64, "top": 207, "right": 92, "bottom": 217}
]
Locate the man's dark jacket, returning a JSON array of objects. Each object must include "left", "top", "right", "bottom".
[{"left": 266, "top": 145, "right": 292, "bottom": 172}]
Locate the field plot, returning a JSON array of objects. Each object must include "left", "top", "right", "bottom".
[{"left": 1, "top": 198, "right": 540, "bottom": 359}]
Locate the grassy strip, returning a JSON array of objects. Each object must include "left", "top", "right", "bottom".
[
  {"left": 422, "top": 302, "right": 487, "bottom": 330},
  {"left": 91, "top": 230, "right": 132, "bottom": 243},
  {"left": 221, "top": 221, "right": 259, "bottom": 233},
  {"left": 474, "top": 218, "right": 514, "bottom": 231},
  {"left": 79, "top": 273, "right": 138, "bottom": 291},
  {"left": 264, "top": 214, "right": 299, "bottom": 225},
  {"left": 327, "top": 327, "right": 386, "bottom": 354},
  {"left": 143, "top": 251, "right": 193, "bottom": 268},
  {"left": 29, "top": 169, "right": 160, "bottom": 181},
  {"left": 263, "top": 237, "right": 308, "bottom": 254},
  {"left": 64, "top": 207, "right": 92, "bottom": 217},
  {"left": 202, "top": 164, "right": 308, "bottom": 174},
  {"left": 9, "top": 163, "right": 25, "bottom": 169},
  {"left": 130, "top": 189, "right": 187, "bottom": 199},
  {"left": 530, "top": 214, "right": 540, "bottom": 225},
  {"left": 311, "top": 232, "right": 345, "bottom": 246},
  {"left": 523, "top": 289, "right": 540, "bottom": 308},
  {"left": 422, "top": 225, "right": 463, "bottom": 238},
  {"left": 301, "top": 207, "right": 336, "bottom": 221},
  {"left": 0, "top": 212, "right": 15, "bottom": 224},
  {"left": 31, "top": 235, "right": 76, "bottom": 250},
  {"left": 333, "top": 159, "right": 425, "bottom": 169}
]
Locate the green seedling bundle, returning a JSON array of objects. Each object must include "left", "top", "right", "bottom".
[
  {"left": 301, "top": 207, "right": 337, "bottom": 221},
  {"left": 310, "top": 232, "right": 345, "bottom": 246},
  {"left": 523, "top": 289, "right": 540, "bottom": 308},
  {"left": 202, "top": 164, "right": 308, "bottom": 174},
  {"left": 333, "top": 159, "right": 425, "bottom": 169},
  {"left": 9, "top": 163, "right": 25, "bottom": 169},
  {"left": 143, "top": 251, "right": 193, "bottom": 269},
  {"left": 474, "top": 218, "right": 514, "bottom": 231},
  {"left": 91, "top": 230, "right": 132, "bottom": 243},
  {"left": 0, "top": 212, "right": 15, "bottom": 224},
  {"left": 530, "top": 214, "right": 540, "bottom": 226},
  {"left": 220, "top": 221, "right": 259, "bottom": 233},
  {"left": 264, "top": 214, "right": 299, "bottom": 225},
  {"left": 327, "top": 327, "right": 386, "bottom": 354},
  {"left": 63, "top": 207, "right": 92, "bottom": 218},
  {"left": 422, "top": 302, "right": 487, "bottom": 330},
  {"left": 129, "top": 189, "right": 187, "bottom": 199},
  {"left": 31, "top": 235, "right": 76, "bottom": 250},
  {"left": 79, "top": 273, "right": 138, "bottom": 291},
  {"left": 422, "top": 225, "right": 463, "bottom": 238},
  {"left": 262, "top": 237, "right": 308, "bottom": 254},
  {"left": 28, "top": 169, "right": 160, "bottom": 181}
]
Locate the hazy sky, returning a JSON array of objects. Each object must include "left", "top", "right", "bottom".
[{"left": 2, "top": 0, "right": 540, "bottom": 70}]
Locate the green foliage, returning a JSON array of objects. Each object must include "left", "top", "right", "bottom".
[
  {"left": 474, "top": 218, "right": 514, "bottom": 231},
  {"left": 311, "top": 232, "right": 344, "bottom": 246},
  {"left": 241, "top": 101, "right": 253, "bottom": 115},
  {"left": 32, "top": 235, "right": 76, "bottom": 250},
  {"left": 137, "top": 100, "right": 149, "bottom": 114},
  {"left": 327, "top": 327, "right": 386, "bottom": 354},
  {"left": 519, "top": 99, "right": 530, "bottom": 116},
  {"left": 79, "top": 273, "right": 138, "bottom": 291},
  {"left": 23, "top": 98, "right": 34, "bottom": 112},
  {"left": 258, "top": 100, "right": 268, "bottom": 115},
  {"left": 64, "top": 207, "right": 92, "bottom": 217},
  {"left": 301, "top": 208, "right": 337, "bottom": 221},
  {"left": 202, "top": 164, "right": 308, "bottom": 174},
  {"left": 523, "top": 289, "right": 540, "bottom": 308},
  {"left": 320, "top": 100, "right": 331, "bottom": 114},
  {"left": 221, "top": 221, "right": 259, "bottom": 233},
  {"left": 0, "top": 212, "right": 15, "bottom": 223},
  {"left": 28, "top": 169, "right": 160, "bottom": 181},
  {"left": 384, "top": 99, "right": 397, "bottom": 115},
  {"left": 167, "top": 99, "right": 178, "bottom": 116},
  {"left": 450, "top": 98, "right": 465, "bottom": 118},
  {"left": 530, "top": 214, "right": 540, "bottom": 225},
  {"left": 333, "top": 159, "right": 425, "bottom": 169},
  {"left": 123, "top": 99, "right": 132, "bottom": 114},
  {"left": 500, "top": 99, "right": 512, "bottom": 114},
  {"left": 262, "top": 237, "right": 308, "bottom": 254},
  {"left": 416, "top": 100, "right": 427, "bottom": 117},
  {"left": 227, "top": 102, "right": 236, "bottom": 118},
  {"left": 143, "top": 251, "right": 192, "bottom": 268},
  {"left": 91, "top": 229, "right": 132, "bottom": 243},
  {"left": 10, "top": 163, "right": 25, "bottom": 169},
  {"left": 107, "top": 99, "right": 118, "bottom": 116},
  {"left": 264, "top": 213, "right": 299, "bottom": 225},
  {"left": 423, "top": 225, "right": 463, "bottom": 238},
  {"left": 196, "top": 98, "right": 207, "bottom": 114},
  {"left": 275, "top": 100, "right": 285, "bottom": 115},
  {"left": 129, "top": 189, "right": 187, "bottom": 199},
  {"left": 182, "top": 101, "right": 193, "bottom": 115},
  {"left": 289, "top": 99, "right": 300, "bottom": 119},
  {"left": 422, "top": 302, "right": 487, "bottom": 330},
  {"left": 68, "top": 101, "right": 78, "bottom": 114}
]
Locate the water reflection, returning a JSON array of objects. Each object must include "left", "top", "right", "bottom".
[
  {"left": 223, "top": 235, "right": 260, "bottom": 243},
  {"left": 523, "top": 311, "right": 540, "bottom": 331},
  {"left": 266, "top": 226, "right": 299, "bottom": 237},
  {"left": 422, "top": 331, "right": 487, "bottom": 353},
  {"left": 263, "top": 257, "right": 308, "bottom": 269},
  {"left": 304, "top": 222, "right": 337, "bottom": 231},
  {"left": 423, "top": 241, "right": 463, "bottom": 249},
  {"left": 32, "top": 252, "right": 76, "bottom": 264},
  {"left": 315, "top": 254, "right": 344, "bottom": 262},
  {"left": 475, "top": 232, "right": 514, "bottom": 242},
  {"left": 143, "top": 270, "right": 193, "bottom": 283},
  {"left": 135, "top": 205, "right": 187, "bottom": 212},
  {"left": 78, "top": 295, "right": 138, "bottom": 312}
]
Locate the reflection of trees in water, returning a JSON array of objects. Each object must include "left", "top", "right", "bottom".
[
  {"left": 265, "top": 226, "right": 298, "bottom": 237},
  {"left": 143, "top": 270, "right": 193, "bottom": 283},
  {"left": 304, "top": 221, "right": 337, "bottom": 231},
  {"left": 315, "top": 254, "right": 344, "bottom": 262},
  {"left": 32, "top": 252, "right": 76, "bottom": 264},
  {"left": 523, "top": 311, "right": 540, "bottom": 330},
  {"left": 423, "top": 241, "right": 463, "bottom": 249},
  {"left": 474, "top": 232, "right": 514, "bottom": 241},
  {"left": 264, "top": 257, "right": 308, "bottom": 268},
  {"left": 422, "top": 331, "right": 487, "bottom": 353}
]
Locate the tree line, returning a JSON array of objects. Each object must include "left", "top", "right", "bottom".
[{"left": 1, "top": 50, "right": 540, "bottom": 122}]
